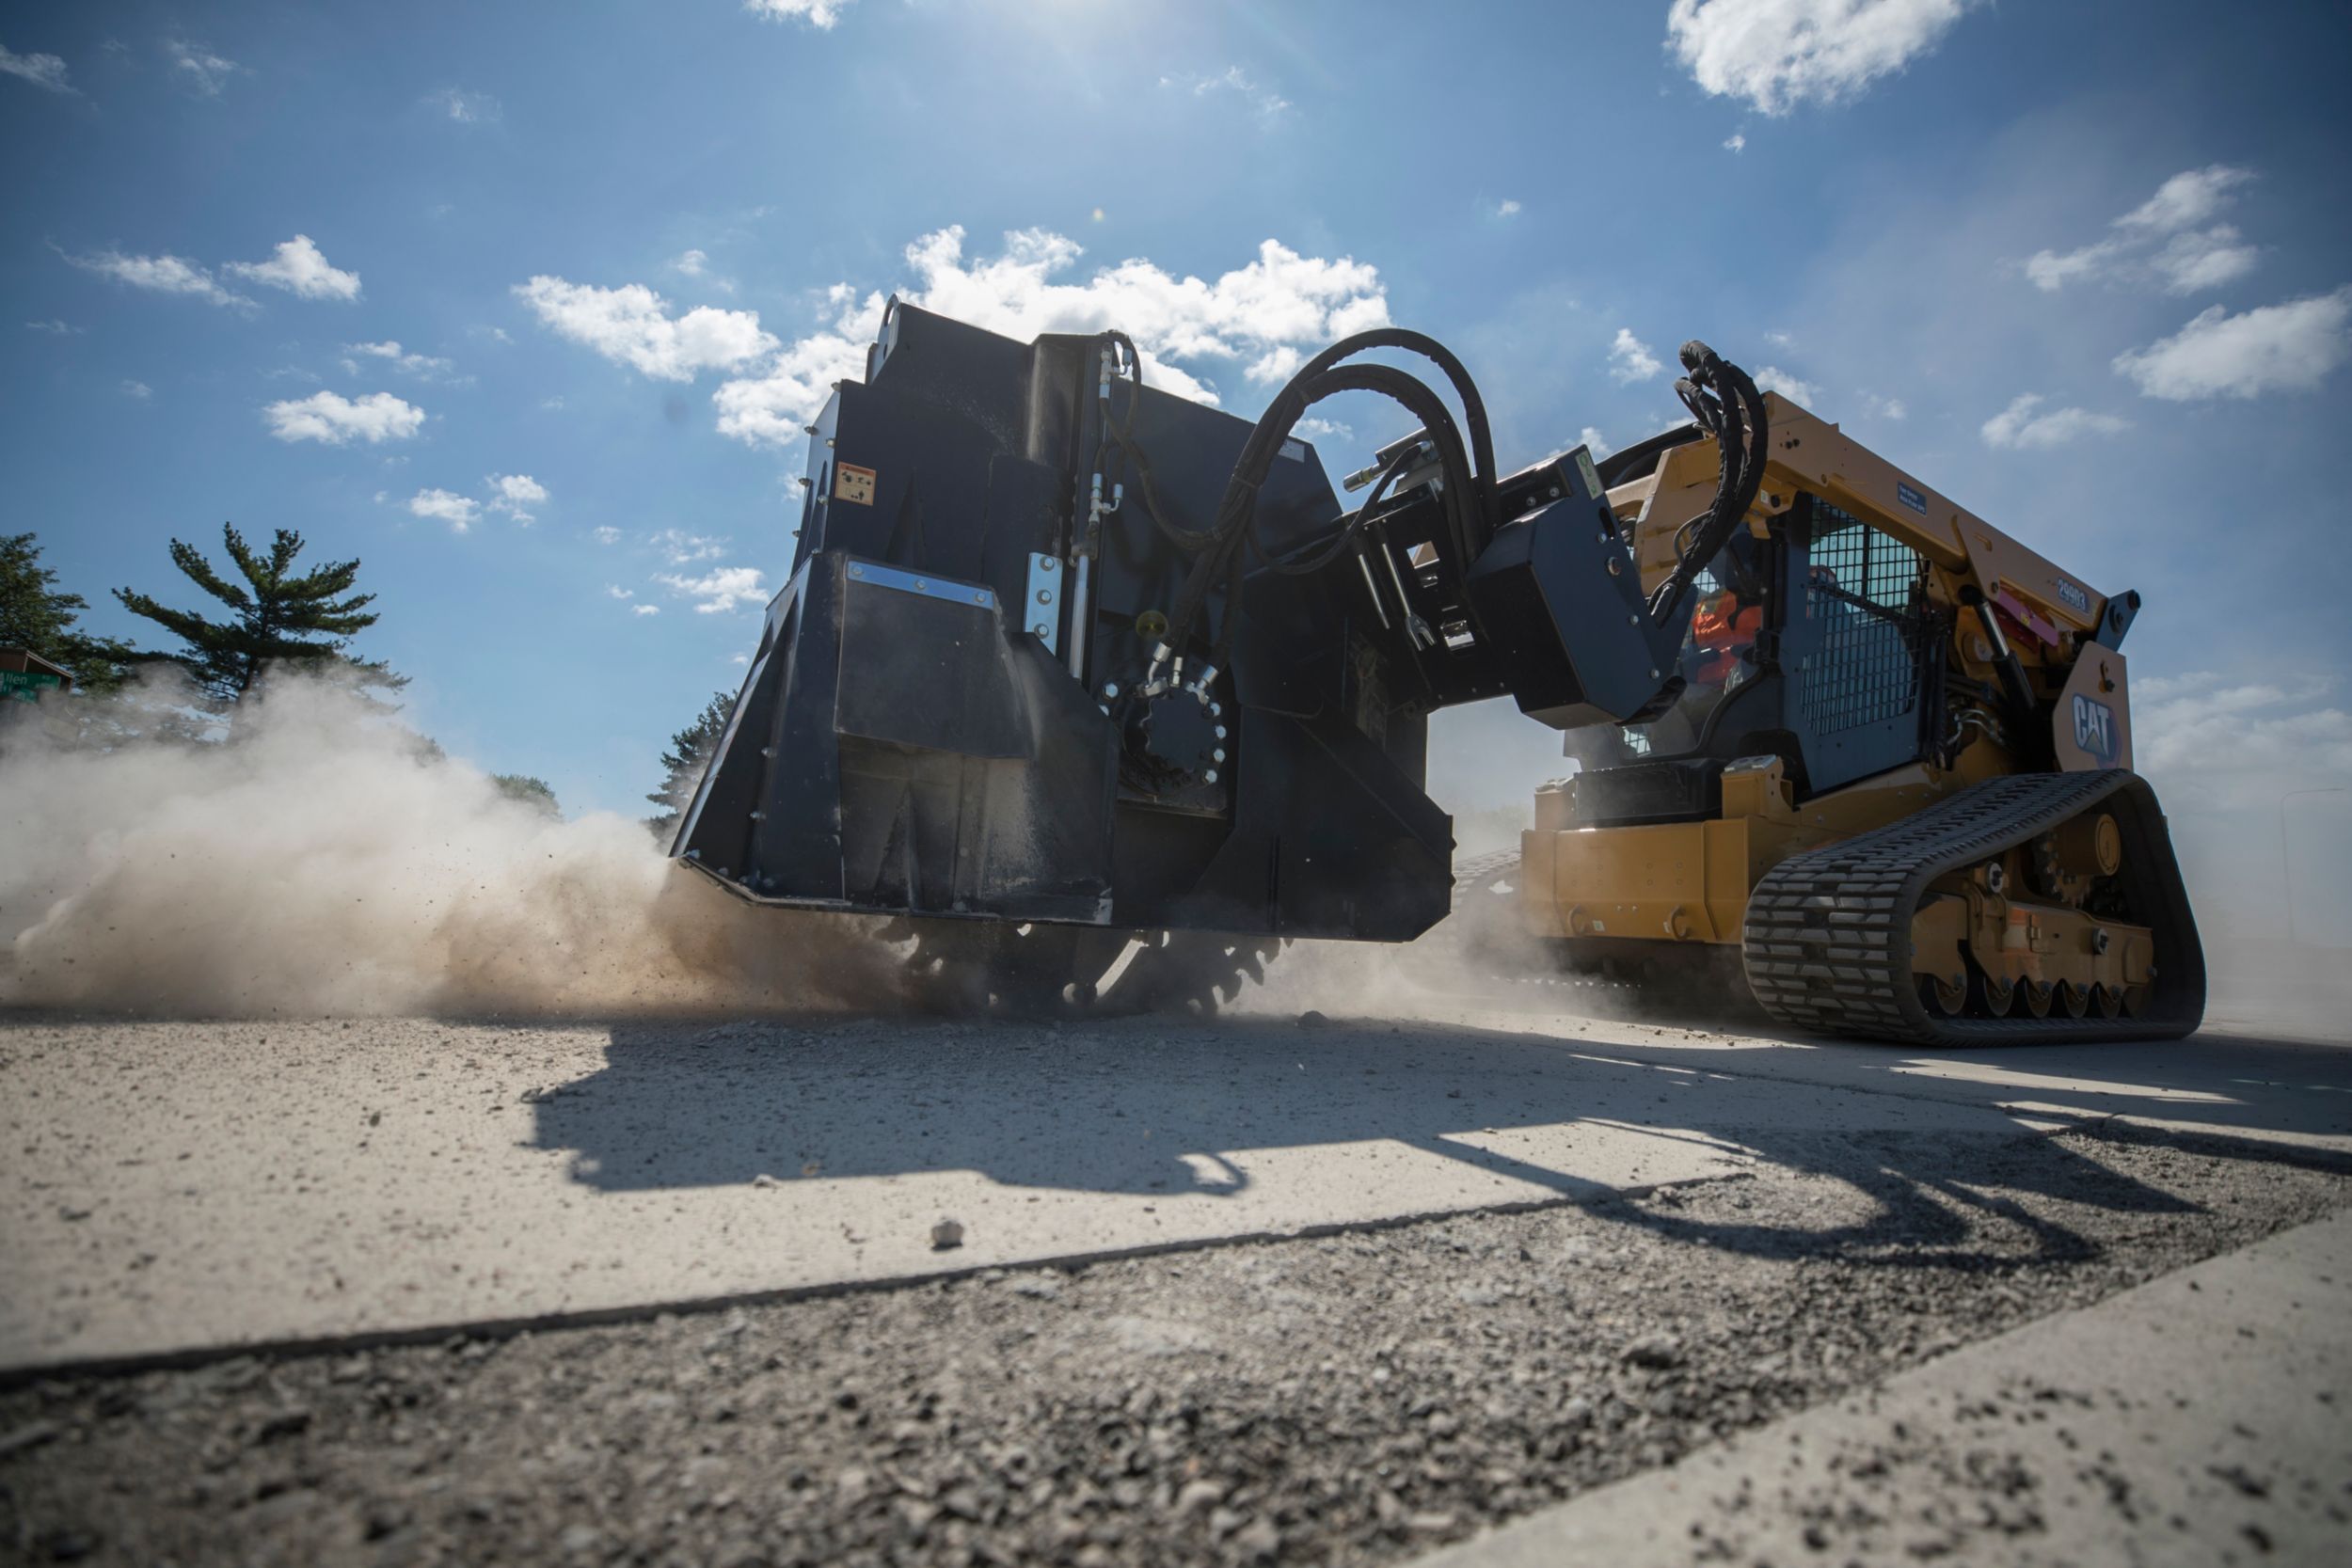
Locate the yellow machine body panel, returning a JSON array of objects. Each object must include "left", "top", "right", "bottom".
[{"left": 1524, "top": 758, "right": 1962, "bottom": 948}]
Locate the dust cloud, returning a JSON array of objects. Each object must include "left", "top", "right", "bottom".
[{"left": 0, "top": 673, "right": 902, "bottom": 1019}]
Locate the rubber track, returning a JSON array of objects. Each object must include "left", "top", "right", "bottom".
[{"left": 1740, "top": 769, "right": 2206, "bottom": 1046}]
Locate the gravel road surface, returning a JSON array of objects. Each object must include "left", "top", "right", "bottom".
[{"left": 5, "top": 1005, "right": 2348, "bottom": 1567}]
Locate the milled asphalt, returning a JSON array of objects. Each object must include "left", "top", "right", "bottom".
[
  {"left": 4, "top": 1004, "right": 2346, "bottom": 1374},
  {"left": 1418, "top": 1206, "right": 2352, "bottom": 1567}
]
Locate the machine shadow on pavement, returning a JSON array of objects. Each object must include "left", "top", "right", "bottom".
[{"left": 530, "top": 1014, "right": 2352, "bottom": 1267}]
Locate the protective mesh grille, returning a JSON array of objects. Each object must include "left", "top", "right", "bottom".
[{"left": 1802, "top": 502, "right": 1929, "bottom": 736}]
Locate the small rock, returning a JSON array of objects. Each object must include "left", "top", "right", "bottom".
[
  {"left": 37, "top": 1528, "right": 99, "bottom": 1562},
  {"left": 1232, "top": 1517, "right": 1281, "bottom": 1558},
  {"left": 559, "top": 1523, "right": 600, "bottom": 1554},
  {"left": 1009, "top": 1276, "right": 1061, "bottom": 1301},
  {"left": 1295, "top": 1010, "right": 1329, "bottom": 1027},
  {"left": 252, "top": 1407, "right": 312, "bottom": 1444},
  {"left": 930, "top": 1218, "right": 964, "bottom": 1250},
  {"left": 1406, "top": 1512, "right": 1457, "bottom": 1533},
  {"left": 1175, "top": 1479, "right": 1224, "bottom": 1515},
  {"left": 751, "top": 1174, "right": 780, "bottom": 1189},
  {"left": 0, "top": 1420, "right": 61, "bottom": 1458},
  {"left": 1624, "top": 1332, "right": 1685, "bottom": 1369}
]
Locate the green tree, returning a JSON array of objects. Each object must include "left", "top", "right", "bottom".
[
  {"left": 0, "top": 532, "right": 135, "bottom": 693},
  {"left": 114, "top": 524, "right": 404, "bottom": 705},
  {"left": 646, "top": 689, "right": 736, "bottom": 832},
  {"left": 493, "top": 773, "right": 561, "bottom": 817}
]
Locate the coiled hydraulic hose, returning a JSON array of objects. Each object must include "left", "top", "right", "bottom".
[
  {"left": 1648, "top": 341, "right": 1770, "bottom": 626},
  {"left": 1152, "top": 328, "right": 1501, "bottom": 687}
]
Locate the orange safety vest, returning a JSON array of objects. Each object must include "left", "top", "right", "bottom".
[{"left": 1689, "top": 593, "right": 1761, "bottom": 684}]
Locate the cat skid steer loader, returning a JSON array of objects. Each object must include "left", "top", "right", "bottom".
[{"left": 672, "top": 302, "right": 2201, "bottom": 1044}]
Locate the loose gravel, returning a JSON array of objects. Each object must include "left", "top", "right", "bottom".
[{"left": 3, "top": 1120, "right": 2344, "bottom": 1568}]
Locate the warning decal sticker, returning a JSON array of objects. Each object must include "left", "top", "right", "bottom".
[{"left": 834, "top": 463, "right": 877, "bottom": 506}]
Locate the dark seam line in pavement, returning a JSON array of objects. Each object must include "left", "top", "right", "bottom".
[
  {"left": 0, "top": 1110, "right": 2135, "bottom": 1390},
  {"left": 0, "top": 1168, "right": 1758, "bottom": 1390}
]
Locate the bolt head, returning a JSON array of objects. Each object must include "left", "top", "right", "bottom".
[
  {"left": 1213, "top": 748, "right": 1226, "bottom": 763},
  {"left": 1101, "top": 683, "right": 1120, "bottom": 699},
  {"left": 1204, "top": 768, "right": 1219, "bottom": 784}
]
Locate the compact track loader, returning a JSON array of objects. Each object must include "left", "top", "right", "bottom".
[{"left": 673, "top": 302, "right": 2202, "bottom": 1043}]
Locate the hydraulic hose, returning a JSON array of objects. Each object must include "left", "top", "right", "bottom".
[
  {"left": 1175, "top": 358, "right": 1482, "bottom": 678},
  {"left": 1153, "top": 332, "right": 1497, "bottom": 685},
  {"left": 1648, "top": 342, "right": 1770, "bottom": 626}
]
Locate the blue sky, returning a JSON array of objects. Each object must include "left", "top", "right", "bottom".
[{"left": 8, "top": 0, "right": 2352, "bottom": 936}]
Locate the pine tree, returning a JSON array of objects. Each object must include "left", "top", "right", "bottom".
[
  {"left": 0, "top": 532, "right": 135, "bottom": 693},
  {"left": 646, "top": 689, "right": 736, "bottom": 830},
  {"left": 114, "top": 524, "right": 405, "bottom": 705},
  {"left": 493, "top": 774, "right": 561, "bottom": 816}
]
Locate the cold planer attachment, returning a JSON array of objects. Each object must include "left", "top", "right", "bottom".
[{"left": 672, "top": 301, "right": 1708, "bottom": 1008}]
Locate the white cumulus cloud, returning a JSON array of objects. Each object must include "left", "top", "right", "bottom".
[
  {"left": 2134, "top": 672, "right": 2352, "bottom": 814},
  {"left": 650, "top": 529, "right": 727, "bottom": 564},
  {"left": 710, "top": 227, "right": 1391, "bottom": 448},
  {"left": 1578, "top": 426, "right": 1613, "bottom": 458},
  {"left": 264, "top": 389, "right": 425, "bottom": 445},
  {"left": 1496, "top": 198, "right": 1522, "bottom": 217},
  {"left": 1979, "top": 393, "right": 2129, "bottom": 450},
  {"left": 633, "top": 603, "right": 661, "bottom": 616},
  {"left": 660, "top": 566, "right": 769, "bottom": 614},
  {"left": 744, "top": 1, "right": 855, "bottom": 29},
  {"left": 515, "top": 277, "right": 777, "bottom": 381},
  {"left": 1754, "top": 365, "right": 1820, "bottom": 405},
  {"left": 1608, "top": 327, "right": 1663, "bottom": 385},
  {"left": 226, "top": 235, "right": 361, "bottom": 302},
  {"left": 342, "top": 341, "right": 455, "bottom": 379},
  {"left": 674, "top": 248, "right": 710, "bottom": 277},
  {"left": 121, "top": 379, "right": 152, "bottom": 401},
  {"left": 2, "top": 41, "right": 74, "bottom": 92},
  {"left": 67, "top": 248, "right": 250, "bottom": 309},
  {"left": 1161, "top": 65, "right": 1292, "bottom": 119},
  {"left": 606, "top": 585, "right": 634, "bottom": 600},
  {"left": 407, "top": 488, "right": 480, "bottom": 531},
  {"left": 593, "top": 526, "right": 622, "bottom": 545},
  {"left": 2116, "top": 165, "right": 2257, "bottom": 235},
  {"left": 486, "top": 473, "right": 548, "bottom": 522},
  {"left": 1666, "top": 0, "right": 1980, "bottom": 115},
  {"left": 166, "top": 39, "right": 241, "bottom": 97},
  {"left": 2111, "top": 288, "right": 2352, "bottom": 401},
  {"left": 2026, "top": 165, "right": 2258, "bottom": 295},
  {"left": 425, "top": 87, "right": 499, "bottom": 123}
]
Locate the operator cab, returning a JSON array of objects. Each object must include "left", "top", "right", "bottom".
[{"left": 1558, "top": 463, "right": 1945, "bottom": 824}]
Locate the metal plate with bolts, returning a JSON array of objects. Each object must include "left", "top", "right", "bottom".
[
  {"left": 1025, "top": 552, "right": 1062, "bottom": 656},
  {"left": 845, "top": 560, "right": 999, "bottom": 612}
]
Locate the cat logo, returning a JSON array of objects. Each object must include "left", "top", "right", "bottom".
[{"left": 2073, "top": 693, "right": 2119, "bottom": 762}]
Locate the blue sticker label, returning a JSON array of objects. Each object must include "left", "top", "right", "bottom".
[
  {"left": 2055, "top": 578, "right": 2090, "bottom": 612},
  {"left": 1895, "top": 481, "right": 1928, "bottom": 515}
]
